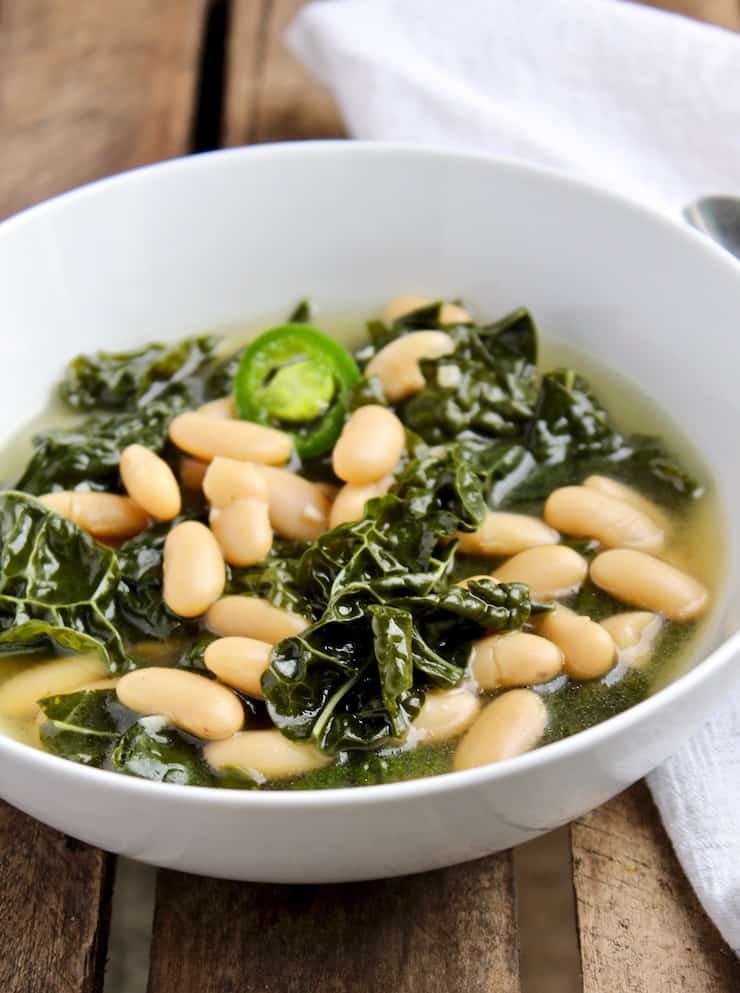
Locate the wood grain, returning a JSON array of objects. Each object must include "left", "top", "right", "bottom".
[
  {"left": 571, "top": 782, "right": 740, "bottom": 993},
  {"left": 225, "top": 0, "right": 344, "bottom": 146},
  {"left": 0, "top": 0, "right": 207, "bottom": 219},
  {"left": 0, "top": 801, "right": 114, "bottom": 993},
  {"left": 637, "top": 0, "right": 740, "bottom": 29},
  {"left": 148, "top": 854, "right": 520, "bottom": 993}
]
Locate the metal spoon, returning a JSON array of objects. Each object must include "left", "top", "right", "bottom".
[{"left": 683, "top": 196, "right": 740, "bottom": 261}]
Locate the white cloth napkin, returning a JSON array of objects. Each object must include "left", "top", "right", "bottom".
[{"left": 286, "top": 0, "right": 740, "bottom": 952}]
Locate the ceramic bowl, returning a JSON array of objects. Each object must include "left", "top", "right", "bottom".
[{"left": 1, "top": 143, "right": 739, "bottom": 882}]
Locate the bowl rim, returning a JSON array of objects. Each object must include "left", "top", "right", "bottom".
[{"left": 1, "top": 139, "right": 740, "bottom": 809}]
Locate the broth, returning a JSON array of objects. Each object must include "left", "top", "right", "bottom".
[{"left": 0, "top": 303, "right": 724, "bottom": 789}]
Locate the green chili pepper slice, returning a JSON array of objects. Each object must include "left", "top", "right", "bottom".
[{"left": 233, "top": 324, "right": 361, "bottom": 460}]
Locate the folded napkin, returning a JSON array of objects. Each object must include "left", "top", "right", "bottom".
[{"left": 286, "top": 0, "right": 740, "bottom": 952}]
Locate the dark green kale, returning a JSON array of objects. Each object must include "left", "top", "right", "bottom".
[
  {"left": 38, "top": 689, "right": 124, "bottom": 766},
  {"left": 0, "top": 492, "right": 128, "bottom": 667},
  {"left": 262, "top": 446, "right": 550, "bottom": 754},
  {"left": 111, "top": 718, "right": 215, "bottom": 786},
  {"left": 61, "top": 335, "right": 219, "bottom": 411},
  {"left": 17, "top": 401, "right": 182, "bottom": 494}
]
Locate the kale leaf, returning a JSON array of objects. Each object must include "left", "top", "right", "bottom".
[
  {"left": 61, "top": 335, "right": 219, "bottom": 411},
  {"left": 17, "top": 400, "right": 183, "bottom": 494},
  {"left": 38, "top": 689, "right": 124, "bottom": 766},
  {"left": 112, "top": 717, "right": 215, "bottom": 785},
  {"left": 0, "top": 492, "right": 128, "bottom": 667}
]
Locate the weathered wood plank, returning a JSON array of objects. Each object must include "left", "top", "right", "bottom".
[
  {"left": 148, "top": 855, "right": 520, "bottom": 993},
  {"left": 0, "top": 801, "right": 114, "bottom": 993},
  {"left": 0, "top": 0, "right": 208, "bottom": 219},
  {"left": 637, "top": 0, "right": 740, "bottom": 29},
  {"left": 224, "top": 0, "right": 344, "bottom": 146},
  {"left": 571, "top": 782, "right": 740, "bottom": 993},
  {"left": 0, "top": 4, "right": 207, "bottom": 991}
]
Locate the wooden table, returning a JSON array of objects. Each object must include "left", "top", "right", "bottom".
[{"left": 1, "top": 2, "right": 739, "bottom": 991}]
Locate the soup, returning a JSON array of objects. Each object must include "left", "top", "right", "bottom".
[{"left": 0, "top": 296, "right": 719, "bottom": 790}]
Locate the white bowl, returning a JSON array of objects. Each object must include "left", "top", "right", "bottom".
[{"left": 1, "top": 143, "right": 740, "bottom": 883}]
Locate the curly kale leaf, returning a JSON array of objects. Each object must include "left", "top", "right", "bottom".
[
  {"left": 115, "top": 522, "right": 187, "bottom": 641},
  {"left": 0, "top": 492, "right": 128, "bottom": 667},
  {"left": 38, "top": 689, "right": 125, "bottom": 766},
  {"left": 396, "top": 310, "right": 539, "bottom": 447},
  {"left": 61, "top": 335, "right": 220, "bottom": 411},
  {"left": 112, "top": 717, "right": 215, "bottom": 785},
  {"left": 17, "top": 400, "right": 183, "bottom": 494}
]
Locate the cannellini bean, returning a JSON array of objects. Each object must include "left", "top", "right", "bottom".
[
  {"left": 536, "top": 606, "right": 616, "bottom": 681},
  {"left": 206, "top": 596, "right": 308, "bottom": 643},
  {"left": 202, "top": 457, "right": 269, "bottom": 508},
  {"left": 204, "top": 637, "right": 273, "bottom": 698},
  {"left": 364, "top": 331, "right": 455, "bottom": 402},
  {"left": 381, "top": 295, "right": 472, "bottom": 326},
  {"left": 39, "top": 491, "right": 149, "bottom": 540},
  {"left": 583, "top": 475, "right": 670, "bottom": 530},
  {"left": 329, "top": 475, "right": 394, "bottom": 528},
  {"left": 456, "top": 512, "right": 558, "bottom": 557},
  {"left": 493, "top": 545, "right": 588, "bottom": 599},
  {"left": 209, "top": 499, "right": 273, "bottom": 567},
  {"left": 204, "top": 729, "right": 330, "bottom": 781},
  {"left": 258, "top": 465, "right": 331, "bottom": 541},
  {"left": 590, "top": 549, "right": 709, "bottom": 621},
  {"left": 120, "top": 444, "right": 181, "bottom": 521},
  {"left": 197, "top": 395, "right": 236, "bottom": 419},
  {"left": 163, "top": 521, "right": 225, "bottom": 618},
  {"left": 471, "top": 632, "right": 563, "bottom": 689},
  {"left": 454, "top": 689, "right": 547, "bottom": 771},
  {"left": 332, "top": 406, "right": 406, "bottom": 485},
  {"left": 179, "top": 456, "right": 208, "bottom": 491},
  {"left": 544, "top": 485, "right": 664, "bottom": 552},
  {"left": 600, "top": 611, "right": 663, "bottom": 668},
  {"left": 169, "top": 412, "right": 292, "bottom": 465},
  {"left": 413, "top": 687, "right": 481, "bottom": 743},
  {"left": 116, "top": 668, "right": 243, "bottom": 740},
  {"left": 0, "top": 655, "right": 108, "bottom": 719}
]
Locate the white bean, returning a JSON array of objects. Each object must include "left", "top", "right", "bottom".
[
  {"left": 412, "top": 687, "right": 481, "bottom": 743},
  {"left": 163, "top": 521, "right": 226, "bottom": 618},
  {"left": 381, "top": 295, "right": 472, "bottom": 326},
  {"left": 364, "top": 331, "right": 455, "bottom": 401},
  {"left": 583, "top": 475, "right": 670, "bottom": 530},
  {"left": 471, "top": 632, "right": 563, "bottom": 689},
  {"left": 332, "top": 406, "right": 405, "bottom": 484},
  {"left": 329, "top": 475, "right": 394, "bottom": 528},
  {"left": 204, "top": 730, "right": 330, "bottom": 780},
  {"left": 204, "top": 637, "right": 273, "bottom": 698},
  {"left": 258, "top": 465, "right": 331, "bottom": 540},
  {"left": 39, "top": 491, "right": 150, "bottom": 540},
  {"left": 197, "top": 396, "right": 236, "bottom": 418},
  {"left": 169, "top": 412, "right": 292, "bottom": 465},
  {"left": 456, "top": 512, "right": 558, "bottom": 557},
  {"left": 493, "top": 545, "right": 588, "bottom": 599},
  {"left": 600, "top": 611, "right": 663, "bottom": 668},
  {"left": 544, "top": 485, "right": 664, "bottom": 552},
  {"left": 206, "top": 596, "right": 308, "bottom": 643},
  {"left": 202, "top": 457, "right": 269, "bottom": 508},
  {"left": 116, "top": 667, "right": 243, "bottom": 740},
  {"left": 120, "top": 444, "right": 181, "bottom": 521},
  {"left": 0, "top": 655, "right": 108, "bottom": 719},
  {"left": 535, "top": 606, "right": 616, "bottom": 681},
  {"left": 590, "top": 549, "right": 709, "bottom": 621},
  {"left": 209, "top": 499, "right": 273, "bottom": 567},
  {"left": 453, "top": 690, "right": 547, "bottom": 770}
]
